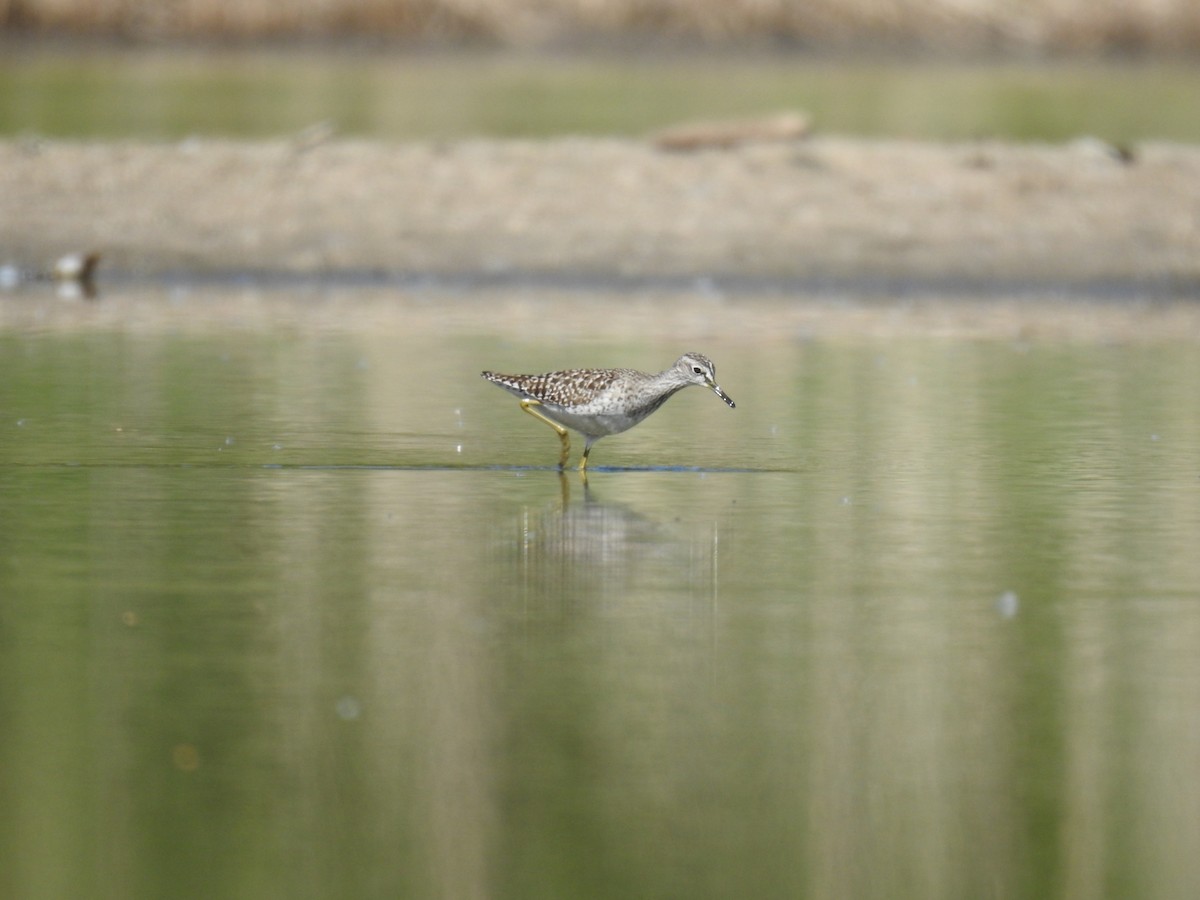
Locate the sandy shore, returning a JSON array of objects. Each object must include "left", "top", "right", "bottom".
[{"left": 2, "top": 136, "right": 1199, "bottom": 289}]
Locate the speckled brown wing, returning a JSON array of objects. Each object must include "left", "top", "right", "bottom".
[{"left": 481, "top": 368, "right": 630, "bottom": 409}]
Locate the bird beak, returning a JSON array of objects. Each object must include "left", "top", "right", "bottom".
[{"left": 709, "top": 380, "right": 736, "bottom": 409}]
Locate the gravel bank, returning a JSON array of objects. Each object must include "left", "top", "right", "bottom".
[{"left": 3, "top": 136, "right": 1199, "bottom": 288}]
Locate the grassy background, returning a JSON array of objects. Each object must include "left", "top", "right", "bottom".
[{"left": 2, "top": 0, "right": 1199, "bottom": 51}]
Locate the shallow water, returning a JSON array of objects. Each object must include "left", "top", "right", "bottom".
[{"left": 2, "top": 283, "right": 1199, "bottom": 899}]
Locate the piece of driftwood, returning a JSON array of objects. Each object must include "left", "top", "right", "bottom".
[{"left": 652, "top": 112, "right": 810, "bottom": 151}]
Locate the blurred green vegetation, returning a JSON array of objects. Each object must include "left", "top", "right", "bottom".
[{"left": 1, "top": 48, "right": 1198, "bottom": 142}]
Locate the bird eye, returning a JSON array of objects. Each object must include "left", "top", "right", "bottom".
[{"left": 692, "top": 366, "right": 704, "bottom": 375}]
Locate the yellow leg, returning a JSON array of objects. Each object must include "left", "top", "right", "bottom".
[
  {"left": 520, "top": 398, "right": 570, "bottom": 469},
  {"left": 579, "top": 443, "right": 593, "bottom": 472}
]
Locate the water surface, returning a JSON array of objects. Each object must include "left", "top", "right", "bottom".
[{"left": 2, "top": 283, "right": 1199, "bottom": 898}]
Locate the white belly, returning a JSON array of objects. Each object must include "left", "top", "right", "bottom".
[{"left": 539, "top": 405, "right": 641, "bottom": 439}]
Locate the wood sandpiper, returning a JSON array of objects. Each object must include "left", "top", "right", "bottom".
[{"left": 481, "top": 352, "right": 735, "bottom": 471}]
